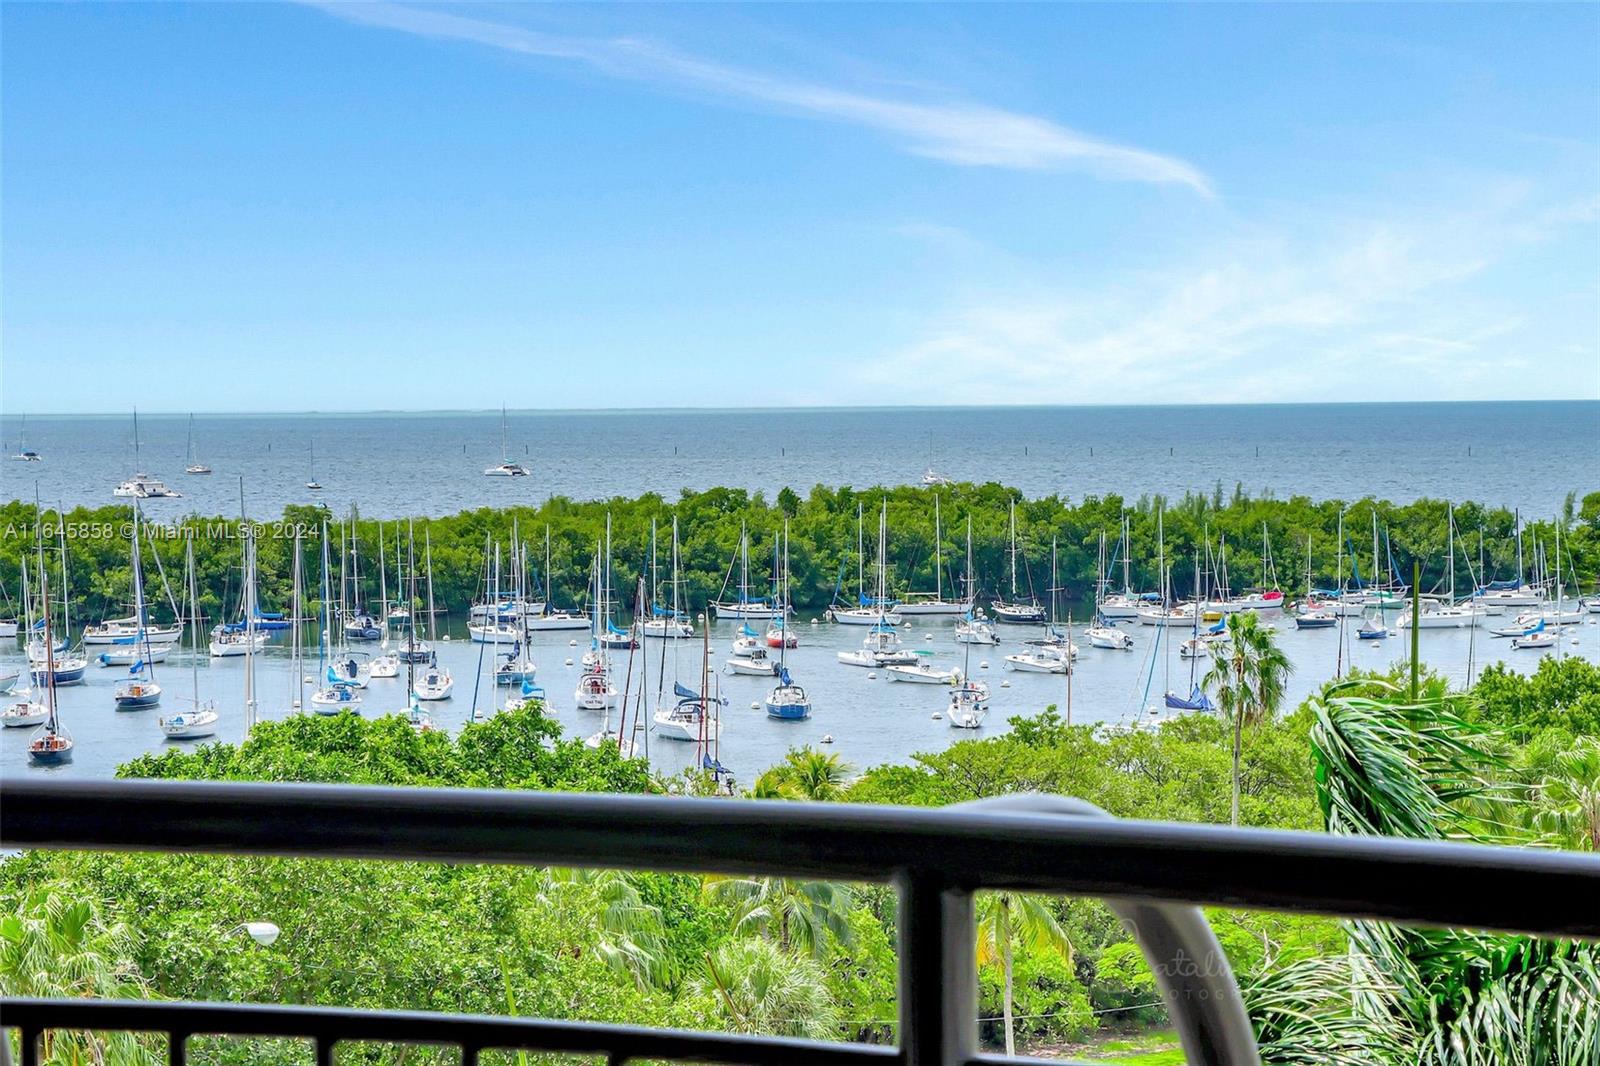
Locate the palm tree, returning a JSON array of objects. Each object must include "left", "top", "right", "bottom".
[
  {"left": 525, "top": 868, "right": 672, "bottom": 990},
  {"left": 703, "top": 875, "right": 855, "bottom": 960},
  {"left": 974, "top": 890, "right": 1071, "bottom": 1057},
  {"left": 1524, "top": 738, "right": 1600, "bottom": 851},
  {"left": 693, "top": 938, "right": 839, "bottom": 1038},
  {"left": 750, "top": 748, "right": 855, "bottom": 801},
  {"left": 1302, "top": 681, "right": 1600, "bottom": 1063},
  {"left": 0, "top": 887, "right": 152, "bottom": 1063},
  {"left": 1203, "top": 610, "right": 1293, "bottom": 826}
]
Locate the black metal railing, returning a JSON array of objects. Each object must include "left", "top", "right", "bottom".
[{"left": 2, "top": 779, "right": 1597, "bottom": 1066}]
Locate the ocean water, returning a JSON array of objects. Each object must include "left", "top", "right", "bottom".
[
  {"left": 5, "top": 610, "right": 1598, "bottom": 783},
  {"left": 3, "top": 401, "right": 1596, "bottom": 519}
]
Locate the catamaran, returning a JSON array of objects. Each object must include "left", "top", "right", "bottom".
[
  {"left": 9, "top": 415, "right": 41, "bottom": 462},
  {"left": 484, "top": 406, "right": 530, "bottom": 477},
  {"left": 113, "top": 410, "right": 183, "bottom": 498}
]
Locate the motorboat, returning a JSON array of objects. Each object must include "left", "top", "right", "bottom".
[
  {"left": 955, "top": 613, "right": 999, "bottom": 645},
  {"left": 885, "top": 661, "right": 958, "bottom": 684},
  {"left": 838, "top": 625, "right": 919, "bottom": 667},
  {"left": 1085, "top": 624, "right": 1134, "bottom": 650},
  {"left": 113, "top": 474, "right": 182, "bottom": 499},
  {"left": 1003, "top": 645, "right": 1072, "bottom": 673},
  {"left": 725, "top": 649, "right": 778, "bottom": 676},
  {"left": 484, "top": 461, "right": 530, "bottom": 478}
]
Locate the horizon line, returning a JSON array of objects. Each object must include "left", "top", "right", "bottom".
[{"left": 3, "top": 398, "right": 1596, "bottom": 420}]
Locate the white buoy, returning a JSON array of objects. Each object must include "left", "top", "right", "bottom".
[
  {"left": 1001, "top": 680, "right": 1011, "bottom": 688},
  {"left": 821, "top": 734, "right": 834, "bottom": 744},
  {"left": 568, "top": 639, "right": 578, "bottom": 647},
  {"left": 810, "top": 618, "right": 819, "bottom": 626},
  {"left": 924, "top": 633, "right": 934, "bottom": 640},
  {"left": 564, "top": 658, "right": 574, "bottom": 667},
  {"left": 903, "top": 620, "right": 912, "bottom": 628},
  {"left": 867, "top": 672, "right": 877, "bottom": 680},
  {"left": 751, "top": 701, "right": 760, "bottom": 710},
  {"left": 931, "top": 712, "right": 943, "bottom": 720},
  {"left": 979, "top": 661, "right": 989, "bottom": 669},
  {"left": 442, "top": 634, "right": 451, "bottom": 641}
]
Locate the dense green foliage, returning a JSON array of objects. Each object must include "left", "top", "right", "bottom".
[
  {"left": 3, "top": 657, "right": 1598, "bottom": 1063},
  {"left": 3, "top": 485, "right": 1595, "bottom": 631}
]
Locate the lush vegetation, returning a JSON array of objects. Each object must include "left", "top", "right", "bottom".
[
  {"left": 4, "top": 653, "right": 1598, "bottom": 1062},
  {"left": 2, "top": 485, "right": 1596, "bottom": 631}
]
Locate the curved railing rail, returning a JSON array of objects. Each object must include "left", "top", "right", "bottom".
[{"left": 2, "top": 778, "right": 1597, "bottom": 1066}]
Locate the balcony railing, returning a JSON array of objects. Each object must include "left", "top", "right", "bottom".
[{"left": 2, "top": 778, "right": 1598, "bottom": 1066}]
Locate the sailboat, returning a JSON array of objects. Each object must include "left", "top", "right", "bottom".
[
  {"left": 113, "top": 410, "right": 183, "bottom": 499},
  {"left": 1473, "top": 512, "right": 1544, "bottom": 609},
  {"left": 992, "top": 499, "right": 1045, "bottom": 623},
  {"left": 761, "top": 524, "right": 812, "bottom": 721},
  {"left": 467, "top": 540, "right": 520, "bottom": 644},
  {"left": 210, "top": 530, "right": 270, "bottom": 658},
  {"left": 312, "top": 521, "right": 364, "bottom": 714},
  {"left": 712, "top": 523, "right": 784, "bottom": 619},
  {"left": 839, "top": 502, "right": 919, "bottom": 667},
  {"left": 26, "top": 549, "right": 72, "bottom": 765},
  {"left": 829, "top": 502, "right": 903, "bottom": 625},
  {"left": 574, "top": 522, "right": 620, "bottom": 711},
  {"left": 1227, "top": 524, "right": 1284, "bottom": 611},
  {"left": 526, "top": 525, "right": 592, "bottom": 630},
  {"left": 2, "top": 563, "right": 48, "bottom": 728},
  {"left": 160, "top": 532, "right": 220, "bottom": 738},
  {"left": 183, "top": 414, "right": 212, "bottom": 474},
  {"left": 1397, "top": 505, "right": 1484, "bottom": 630},
  {"left": 1005, "top": 537, "right": 1078, "bottom": 672},
  {"left": 9, "top": 415, "right": 41, "bottom": 461},
  {"left": 1137, "top": 510, "right": 1196, "bottom": 628},
  {"left": 396, "top": 523, "right": 433, "bottom": 663},
  {"left": 413, "top": 528, "right": 454, "bottom": 700},
  {"left": 484, "top": 406, "right": 530, "bottom": 477},
  {"left": 305, "top": 440, "right": 323, "bottom": 491},
  {"left": 1097, "top": 515, "right": 1152, "bottom": 618},
  {"left": 27, "top": 520, "right": 88, "bottom": 686},
  {"left": 954, "top": 518, "right": 999, "bottom": 645},
  {"left": 641, "top": 518, "right": 695, "bottom": 639},
  {"left": 112, "top": 504, "right": 162, "bottom": 709},
  {"left": 920, "top": 430, "right": 952, "bottom": 486},
  {"left": 658, "top": 586, "right": 728, "bottom": 739},
  {"left": 897, "top": 495, "right": 970, "bottom": 615},
  {"left": 369, "top": 529, "right": 400, "bottom": 678},
  {"left": 494, "top": 529, "right": 539, "bottom": 687},
  {"left": 945, "top": 607, "right": 989, "bottom": 729}
]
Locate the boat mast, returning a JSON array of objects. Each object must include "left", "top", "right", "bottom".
[
  {"left": 288, "top": 527, "right": 303, "bottom": 709},
  {"left": 857, "top": 502, "right": 865, "bottom": 604},
  {"left": 425, "top": 527, "right": 439, "bottom": 645},
  {"left": 1122, "top": 513, "right": 1132, "bottom": 595},
  {"left": 1009, "top": 499, "right": 1019, "bottom": 600},
  {"left": 190, "top": 526, "right": 205, "bottom": 707},
  {"left": 129, "top": 501, "right": 155, "bottom": 684},
  {"left": 934, "top": 494, "right": 943, "bottom": 603},
  {"left": 241, "top": 480, "right": 257, "bottom": 737}
]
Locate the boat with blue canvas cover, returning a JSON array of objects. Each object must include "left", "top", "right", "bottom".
[{"left": 1164, "top": 684, "right": 1215, "bottom": 713}]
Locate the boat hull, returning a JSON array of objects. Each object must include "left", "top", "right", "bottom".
[
  {"left": 894, "top": 601, "right": 972, "bottom": 617},
  {"left": 885, "top": 665, "right": 957, "bottom": 684}
]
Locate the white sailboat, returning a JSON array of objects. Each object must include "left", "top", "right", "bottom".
[
  {"left": 1397, "top": 505, "right": 1484, "bottom": 630},
  {"left": 991, "top": 498, "right": 1045, "bottom": 623},
  {"left": 712, "top": 522, "right": 784, "bottom": 619},
  {"left": 829, "top": 502, "right": 902, "bottom": 625},
  {"left": 413, "top": 528, "right": 454, "bottom": 700},
  {"left": 305, "top": 439, "right": 323, "bottom": 491},
  {"left": 838, "top": 503, "right": 919, "bottom": 667},
  {"left": 112, "top": 504, "right": 163, "bottom": 710},
  {"left": 9, "top": 414, "right": 41, "bottom": 461},
  {"left": 159, "top": 533, "right": 219, "bottom": 738},
  {"left": 641, "top": 519, "right": 695, "bottom": 639},
  {"left": 113, "top": 410, "right": 183, "bottom": 499},
  {"left": 896, "top": 495, "right": 971, "bottom": 615},
  {"left": 183, "top": 414, "right": 211, "bottom": 475},
  {"left": 764, "top": 525, "right": 812, "bottom": 721},
  {"left": 484, "top": 406, "right": 530, "bottom": 477},
  {"left": 312, "top": 521, "right": 363, "bottom": 714},
  {"left": 574, "top": 521, "right": 619, "bottom": 711},
  {"left": 954, "top": 518, "right": 999, "bottom": 644}
]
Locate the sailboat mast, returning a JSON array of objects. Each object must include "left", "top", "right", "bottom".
[
  {"left": 288, "top": 528, "right": 302, "bottom": 708},
  {"left": 857, "top": 503, "right": 865, "bottom": 602},
  {"left": 190, "top": 529, "right": 204, "bottom": 705},
  {"left": 934, "top": 494, "right": 943, "bottom": 603},
  {"left": 1009, "top": 499, "right": 1018, "bottom": 599},
  {"left": 425, "top": 527, "right": 438, "bottom": 644},
  {"left": 241, "top": 481, "right": 257, "bottom": 737}
]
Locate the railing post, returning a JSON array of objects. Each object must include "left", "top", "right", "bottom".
[{"left": 896, "top": 872, "right": 974, "bottom": 1066}]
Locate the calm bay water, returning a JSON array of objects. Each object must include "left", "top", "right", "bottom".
[
  {"left": 2, "top": 400, "right": 1596, "bottom": 781},
  {"left": 3, "top": 401, "right": 1597, "bottom": 519},
  {"left": 5, "top": 612, "right": 1598, "bottom": 784}
]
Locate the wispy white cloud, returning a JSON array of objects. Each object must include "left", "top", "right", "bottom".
[
  {"left": 847, "top": 192, "right": 1598, "bottom": 404},
  {"left": 303, "top": 2, "right": 1211, "bottom": 195}
]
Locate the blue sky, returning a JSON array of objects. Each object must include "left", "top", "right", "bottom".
[{"left": 3, "top": 2, "right": 1596, "bottom": 412}]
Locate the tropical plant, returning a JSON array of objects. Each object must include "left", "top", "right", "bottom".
[
  {"left": 692, "top": 937, "right": 839, "bottom": 1038},
  {"left": 750, "top": 747, "right": 855, "bottom": 800},
  {"left": 0, "top": 887, "right": 156, "bottom": 1064},
  {"left": 1522, "top": 737, "right": 1600, "bottom": 851},
  {"left": 702, "top": 876, "right": 855, "bottom": 960},
  {"left": 973, "top": 890, "right": 1073, "bottom": 1057},
  {"left": 1204, "top": 610, "right": 1294, "bottom": 825},
  {"left": 528, "top": 868, "right": 673, "bottom": 990},
  {"left": 1306, "top": 683, "right": 1600, "bottom": 1064}
]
